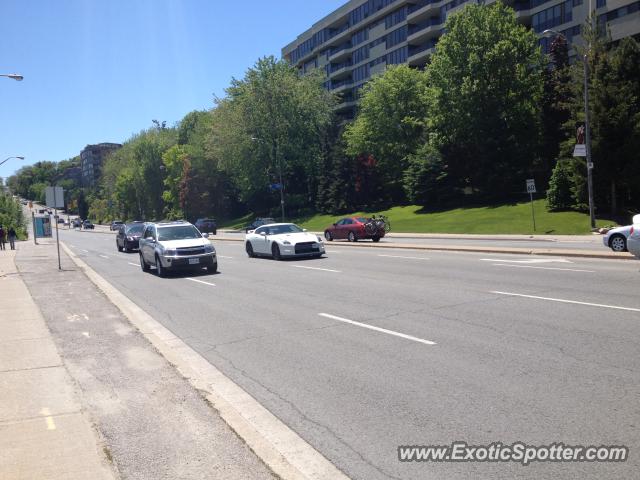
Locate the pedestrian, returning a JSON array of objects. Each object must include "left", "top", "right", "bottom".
[
  {"left": 0, "top": 225, "right": 5, "bottom": 251},
  {"left": 7, "top": 227, "right": 17, "bottom": 250}
]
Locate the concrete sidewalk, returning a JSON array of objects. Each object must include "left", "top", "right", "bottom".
[
  {"left": 0, "top": 245, "right": 117, "bottom": 480},
  {"left": 7, "top": 237, "right": 276, "bottom": 480}
]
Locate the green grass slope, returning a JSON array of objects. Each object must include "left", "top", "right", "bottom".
[{"left": 222, "top": 199, "right": 617, "bottom": 235}]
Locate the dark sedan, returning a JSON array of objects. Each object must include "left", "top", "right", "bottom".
[
  {"left": 245, "top": 217, "right": 275, "bottom": 233},
  {"left": 194, "top": 218, "right": 217, "bottom": 235},
  {"left": 323, "top": 217, "right": 386, "bottom": 242},
  {"left": 116, "top": 222, "right": 145, "bottom": 252}
]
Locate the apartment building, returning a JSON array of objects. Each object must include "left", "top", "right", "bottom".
[
  {"left": 282, "top": 0, "right": 640, "bottom": 119},
  {"left": 80, "top": 143, "right": 122, "bottom": 187}
]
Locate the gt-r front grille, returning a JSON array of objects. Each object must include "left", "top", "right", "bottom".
[
  {"left": 176, "top": 247, "right": 205, "bottom": 256},
  {"left": 294, "top": 242, "right": 319, "bottom": 254}
]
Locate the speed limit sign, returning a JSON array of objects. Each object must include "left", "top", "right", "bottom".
[{"left": 526, "top": 179, "right": 536, "bottom": 194}]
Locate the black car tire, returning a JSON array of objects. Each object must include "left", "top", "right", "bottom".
[
  {"left": 117, "top": 241, "right": 123, "bottom": 252},
  {"left": 155, "top": 255, "right": 166, "bottom": 277},
  {"left": 324, "top": 231, "right": 333, "bottom": 241},
  {"left": 372, "top": 236, "right": 381, "bottom": 242},
  {"left": 140, "top": 253, "right": 150, "bottom": 272},
  {"left": 272, "top": 243, "right": 282, "bottom": 260},
  {"left": 609, "top": 234, "right": 627, "bottom": 252},
  {"left": 348, "top": 231, "right": 358, "bottom": 242},
  {"left": 123, "top": 244, "right": 129, "bottom": 253},
  {"left": 207, "top": 262, "right": 217, "bottom": 273},
  {"left": 246, "top": 242, "right": 255, "bottom": 258}
]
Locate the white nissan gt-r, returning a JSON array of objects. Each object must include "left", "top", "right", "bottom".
[{"left": 245, "top": 223, "right": 325, "bottom": 260}]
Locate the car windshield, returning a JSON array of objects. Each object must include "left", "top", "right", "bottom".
[
  {"left": 126, "top": 225, "right": 144, "bottom": 235},
  {"left": 157, "top": 225, "right": 202, "bottom": 241},
  {"left": 268, "top": 224, "right": 304, "bottom": 235},
  {"left": 356, "top": 217, "right": 368, "bottom": 222}
]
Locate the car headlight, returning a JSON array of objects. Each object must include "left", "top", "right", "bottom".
[
  {"left": 165, "top": 249, "right": 176, "bottom": 256},
  {"left": 282, "top": 240, "right": 291, "bottom": 245},
  {"left": 127, "top": 236, "right": 134, "bottom": 241},
  {"left": 204, "top": 244, "right": 214, "bottom": 253}
]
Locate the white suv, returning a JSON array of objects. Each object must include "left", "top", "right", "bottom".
[{"left": 138, "top": 221, "right": 217, "bottom": 276}]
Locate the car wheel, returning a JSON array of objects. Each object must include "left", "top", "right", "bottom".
[
  {"left": 123, "top": 245, "right": 129, "bottom": 253},
  {"left": 272, "top": 243, "right": 282, "bottom": 260},
  {"left": 246, "top": 241, "right": 255, "bottom": 258},
  {"left": 348, "top": 231, "right": 357, "bottom": 242},
  {"left": 324, "top": 231, "right": 333, "bottom": 241},
  {"left": 117, "top": 241, "right": 122, "bottom": 252},
  {"left": 155, "top": 255, "right": 166, "bottom": 277},
  {"left": 372, "top": 236, "right": 381, "bottom": 242},
  {"left": 609, "top": 234, "right": 627, "bottom": 252},
  {"left": 207, "top": 262, "right": 217, "bottom": 273},
  {"left": 140, "top": 253, "right": 150, "bottom": 272}
]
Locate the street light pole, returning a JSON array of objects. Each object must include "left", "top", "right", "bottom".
[
  {"left": 542, "top": 28, "right": 596, "bottom": 228},
  {"left": 0, "top": 156, "right": 25, "bottom": 167},
  {"left": 252, "top": 136, "right": 285, "bottom": 222},
  {"left": 273, "top": 140, "right": 285, "bottom": 222},
  {"left": 0, "top": 73, "right": 23, "bottom": 81}
]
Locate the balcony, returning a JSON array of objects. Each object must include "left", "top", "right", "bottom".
[
  {"left": 331, "top": 79, "right": 353, "bottom": 94},
  {"left": 329, "top": 42, "right": 353, "bottom": 62},
  {"left": 408, "top": 0, "right": 440, "bottom": 19}
]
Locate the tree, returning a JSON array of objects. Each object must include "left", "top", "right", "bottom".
[
  {"left": 403, "top": 143, "right": 448, "bottom": 206},
  {"left": 427, "top": 2, "right": 545, "bottom": 199},
  {"left": 590, "top": 37, "right": 640, "bottom": 215},
  {"left": 546, "top": 158, "right": 576, "bottom": 210},
  {"left": 212, "top": 56, "right": 336, "bottom": 215},
  {"left": 344, "top": 65, "right": 429, "bottom": 203},
  {"left": 541, "top": 35, "right": 572, "bottom": 177}
]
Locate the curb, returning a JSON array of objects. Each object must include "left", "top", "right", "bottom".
[
  {"left": 211, "top": 236, "right": 635, "bottom": 261},
  {"left": 59, "top": 241, "right": 349, "bottom": 480}
]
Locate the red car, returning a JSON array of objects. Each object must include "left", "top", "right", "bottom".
[{"left": 324, "top": 217, "right": 385, "bottom": 242}]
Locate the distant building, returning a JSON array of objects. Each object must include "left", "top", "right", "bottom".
[
  {"left": 80, "top": 143, "right": 122, "bottom": 187},
  {"left": 282, "top": 0, "right": 640, "bottom": 120}
]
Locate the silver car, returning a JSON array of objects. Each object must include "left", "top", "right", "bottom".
[
  {"left": 627, "top": 215, "right": 640, "bottom": 259},
  {"left": 602, "top": 224, "right": 633, "bottom": 252},
  {"left": 138, "top": 221, "right": 217, "bottom": 276}
]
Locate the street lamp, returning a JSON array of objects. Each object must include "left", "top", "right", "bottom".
[
  {"left": 0, "top": 74, "right": 23, "bottom": 81},
  {"left": 543, "top": 28, "right": 596, "bottom": 229},
  {"left": 251, "top": 136, "right": 285, "bottom": 222},
  {"left": 0, "top": 156, "right": 25, "bottom": 167}
]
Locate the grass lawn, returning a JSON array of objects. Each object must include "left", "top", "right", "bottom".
[{"left": 221, "top": 199, "right": 618, "bottom": 235}]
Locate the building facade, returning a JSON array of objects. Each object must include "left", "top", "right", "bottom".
[
  {"left": 282, "top": 0, "right": 640, "bottom": 119},
  {"left": 80, "top": 143, "right": 122, "bottom": 187}
]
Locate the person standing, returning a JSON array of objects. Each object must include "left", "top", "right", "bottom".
[
  {"left": 0, "top": 225, "right": 5, "bottom": 250},
  {"left": 7, "top": 227, "right": 17, "bottom": 250}
]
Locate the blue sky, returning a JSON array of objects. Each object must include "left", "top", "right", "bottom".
[{"left": 0, "top": 0, "right": 345, "bottom": 181}]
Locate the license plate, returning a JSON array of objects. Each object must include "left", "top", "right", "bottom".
[{"left": 188, "top": 258, "right": 200, "bottom": 265}]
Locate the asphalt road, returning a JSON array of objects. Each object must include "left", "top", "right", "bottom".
[{"left": 59, "top": 229, "right": 640, "bottom": 480}]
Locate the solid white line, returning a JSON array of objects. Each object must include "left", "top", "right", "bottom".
[
  {"left": 318, "top": 313, "right": 436, "bottom": 345},
  {"left": 491, "top": 291, "right": 640, "bottom": 312},
  {"left": 378, "top": 254, "right": 430, "bottom": 260},
  {"left": 185, "top": 277, "right": 216, "bottom": 287},
  {"left": 127, "top": 262, "right": 138, "bottom": 267},
  {"left": 492, "top": 264, "right": 595, "bottom": 273},
  {"left": 292, "top": 265, "right": 341, "bottom": 273},
  {"left": 99, "top": 254, "right": 109, "bottom": 259},
  {"left": 80, "top": 249, "right": 89, "bottom": 253},
  {"left": 217, "top": 255, "right": 233, "bottom": 259}
]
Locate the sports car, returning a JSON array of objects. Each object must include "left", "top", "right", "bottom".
[{"left": 245, "top": 223, "right": 325, "bottom": 260}]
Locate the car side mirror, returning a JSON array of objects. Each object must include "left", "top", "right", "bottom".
[
  {"left": 260, "top": 232, "right": 267, "bottom": 236},
  {"left": 332, "top": 223, "right": 337, "bottom": 227},
  {"left": 202, "top": 233, "right": 209, "bottom": 238}
]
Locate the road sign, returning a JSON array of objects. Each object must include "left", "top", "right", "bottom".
[
  {"left": 587, "top": 162, "right": 594, "bottom": 170},
  {"left": 269, "top": 183, "right": 282, "bottom": 191},
  {"left": 45, "top": 186, "right": 64, "bottom": 208},
  {"left": 526, "top": 179, "right": 536, "bottom": 194},
  {"left": 573, "top": 144, "right": 586, "bottom": 157}
]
